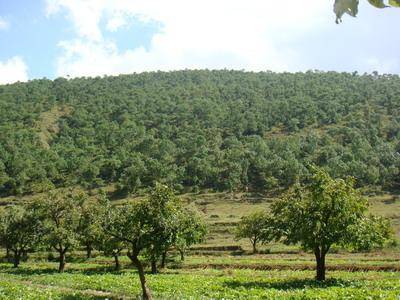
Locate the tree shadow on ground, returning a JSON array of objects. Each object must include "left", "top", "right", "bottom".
[
  {"left": 0, "top": 264, "right": 125, "bottom": 276},
  {"left": 0, "top": 265, "right": 59, "bottom": 275},
  {"left": 224, "top": 278, "right": 355, "bottom": 291},
  {"left": 0, "top": 263, "right": 172, "bottom": 277}
]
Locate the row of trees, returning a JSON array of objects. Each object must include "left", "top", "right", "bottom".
[
  {"left": 0, "top": 168, "right": 394, "bottom": 297},
  {"left": 1, "top": 70, "right": 399, "bottom": 197},
  {"left": 236, "top": 167, "right": 392, "bottom": 281},
  {"left": 0, "top": 185, "right": 206, "bottom": 300}
]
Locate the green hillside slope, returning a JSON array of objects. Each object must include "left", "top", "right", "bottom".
[{"left": 0, "top": 70, "right": 399, "bottom": 197}]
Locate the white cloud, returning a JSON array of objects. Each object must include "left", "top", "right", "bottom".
[
  {"left": 46, "top": 0, "right": 331, "bottom": 78},
  {"left": 0, "top": 57, "right": 29, "bottom": 84},
  {"left": 46, "top": 0, "right": 106, "bottom": 41},
  {"left": 105, "top": 14, "right": 127, "bottom": 32},
  {"left": 0, "top": 17, "right": 9, "bottom": 30}
]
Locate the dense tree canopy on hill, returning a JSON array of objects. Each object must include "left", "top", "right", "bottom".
[{"left": 0, "top": 70, "right": 399, "bottom": 197}]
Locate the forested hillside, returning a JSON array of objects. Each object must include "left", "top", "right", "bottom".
[{"left": 0, "top": 70, "right": 399, "bottom": 197}]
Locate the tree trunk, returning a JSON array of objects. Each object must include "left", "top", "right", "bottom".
[
  {"left": 86, "top": 244, "right": 92, "bottom": 259},
  {"left": 6, "top": 247, "right": 10, "bottom": 262},
  {"left": 252, "top": 239, "right": 258, "bottom": 254},
  {"left": 58, "top": 251, "right": 66, "bottom": 273},
  {"left": 151, "top": 258, "right": 157, "bottom": 274},
  {"left": 12, "top": 250, "right": 21, "bottom": 268},
  {"left": 22, "top": 250, "right": 28, "bottom": 261},
  {"left": 315, "top": 247, "right": 326, "bottom": 281},
  {"left": 114, "top": 254, "right": 120, "bottom": 271},
  {"left": 179, "top": 249, "right": 185, "bottom": 261},
  {"left": 160, "top": 251, "right": 167, "bottom": 269},
  {"left": 128, "top": 252, "right": 153, "bottom": 300}
]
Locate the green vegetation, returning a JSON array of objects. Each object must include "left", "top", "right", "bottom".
[
  {"left": 0, "top": 205, "right": 43, "bottom": 267},
  {"left": 0, "top": 185, "right": 207, "bottom": 299},
  {"left": 35, "top": 189, "right": 86, "bottom": 272},
  {"left": 174, "top": 208, "right": 207, "bottom": 262},
  {"left": 235, "top": 210, "right": 271, "bottom": 254},
  {"left": 77, "top": 195, "right": 105, "bottom": 259},
  {"left": 270, "top": 167, "right": 391, "bottom": 281},
  {"left": 0, "top": 262, "right": 399, "bottom": 299},
  {"left": 334, "top": 0, "right": 400, "bottom": 23},
  {"left": 1, "top": 70, "right": 399, "bottom": 298},
  {"left": 102, "top": 184, "right": 207, "bottom": 299},
  {"left": 0, "top": 70, "right": 399, "bottom": 197},
  {"left": 0, "top": 171, "right": 395, "bottom": 298}
]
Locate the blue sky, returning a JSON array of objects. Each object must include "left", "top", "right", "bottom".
[{"left": 0, "top": 0, "right": 399, "bottom": 84}]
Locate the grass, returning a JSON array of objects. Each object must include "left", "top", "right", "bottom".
[
  {"left": 35, "top": 105, "right": 72, "bottom": 149},
  {"left": 368, "top": 194, "right": 400, "bottom": 239},
  {"left": 0, "top": 247, "right": 399, "bottom": 299},
  {"left": 180, "top": 191, "right": 400, "bottom": 251},
  {"left": 0, "top": 261, "right": 399, "bottom": 299}
]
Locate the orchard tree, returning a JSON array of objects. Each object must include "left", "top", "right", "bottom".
[
  {"left": 97, "top": 202, "right": 125, "bottom": 271},
  {"left": 35, "top": 189, "right": 85, "bottom": 272},
  {"left": 103, "top": 184, "right": 202, "bottom": 300},
  {"left": 103, "top": 201, "right": 154, "bottom": 300},
  {"left": 350, "top": 215, "right": 392, "bottom": 251},
  {"left": 0, "top": 208, "right": 11, "bottom": 261},
  {"left": 77, "top": 196, "right": 105, "bottom": 259},
  {"left": 271, "top": 167, "right": 392, "bottom": 281},
  {"left": 144, "top": 184, "right": 183, "bottom": 274},
  {"left": 97, "top": 234, "right": 125, "bottom": 271},
  {"left": 235, "top": 211, "right": 272, "bottom": 254},
  {"left": 0, "top": 205, "right": 43, "bottom": 267},
  {"left": 172, "top": 209, "right": 207, "bottom": 263}
]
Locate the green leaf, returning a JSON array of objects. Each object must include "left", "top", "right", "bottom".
[
  {"left": 334, "top": 0, "right": 359, "bottom": 24},
  {"left": 367, "top": 0, "right": 389, "bottom": 8},
  {"left": 389, "top": 0, "right": 400, "bottom": 7}
]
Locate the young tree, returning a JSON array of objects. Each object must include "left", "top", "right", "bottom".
[
  {"left": 156, "top": 208, "right": 206, "bottom": 267},
  {"left": 350, "top": 215, "right": 392, "bottom": 252},
  {"left": 77, "top": 197, "right": 104, "bottom": 259},
  {"left": 103, "top": 184, "right": 198, "bottom": 299},
  {"left": 103, "top": 201, "right": 154, "bottom": 300},
  {"left": 97, "top": 234, "right": 125, "bottom": 271},
  {"left": 235, "top": 211, "right": 271, "bottom": 254},
  {"left": 174, "top": 209, "right": 207, "bottom": 262},
  {"left": 0, "top": 205, "right": 43, "bottom": 267},
  {"left": 35, "top": 189, "right": 85, "bottom": 272},
  {"left": 97, "top": 204, "right": 125, "bottom": 271},
  {"left": 271, "top": 167, "right": 391, "bottom": 281},
  {"left": 0, "top": 208, "right": 11, "bottom": 262},
  {"left": 144, "top": 184, "right": 184, "bottom": 275}
]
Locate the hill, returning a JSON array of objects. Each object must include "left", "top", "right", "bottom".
[{"left": 0, "top": 70, "right": 399, "bottom": 197}]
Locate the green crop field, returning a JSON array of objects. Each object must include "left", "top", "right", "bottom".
[{"left": 0, "top": 258, "right": 399, "bottom": 299}]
